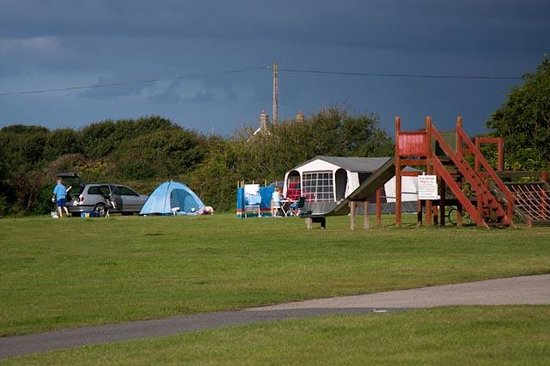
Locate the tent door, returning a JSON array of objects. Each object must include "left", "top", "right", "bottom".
[{"left": 335, "top": 169, "right": 347, "bottom": 201}]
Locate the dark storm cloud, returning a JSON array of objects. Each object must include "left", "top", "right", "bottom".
[
  {"left": 2, "top": 1, "right": 548, "bottom": 48},
  {"left": 0, "top": 0, "right": 549, "bottom": 133}
]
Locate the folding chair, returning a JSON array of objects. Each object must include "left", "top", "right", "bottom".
[
  {"left": 290, "top": 196, "right": 306, "bottom": 217},
  {"left": 244, "top": 184, "right": 262, "bottom": 217}
]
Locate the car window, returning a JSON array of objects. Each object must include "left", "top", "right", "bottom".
[
  {"left": 87, "top": 186, "right": 101, "bottom": 195},
  {"left": 99, "top": 186, "right": 111, "bottom": 197},
  {"left": 87, "top": 185, "right": 111, "bottom": 197},
  {"left": 116, "top": 186, "right": 139, "bottom": 196}
]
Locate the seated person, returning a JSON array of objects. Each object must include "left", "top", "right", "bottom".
[{"left": 289, "top": 196, "right": 305, "bottom": 216}]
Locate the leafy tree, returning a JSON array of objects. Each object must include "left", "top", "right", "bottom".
[
  {"left": 487, "top": 56, "right": 550, "bottom": 170},
  {"left": 0, "top": 125, "right": 49, "bottom": 169},
  {"left": 108, "top": 128, "right": 206, "bottom": 180},
  {"left": 186, "top": 108, "right": 393, "bottom": 211},
  {"left": 46, "top": 153, "right": 88, "bottom": 175},
  {"left": 0, "top": 125, "right": 51, "bottom": 214},
  {"left": 242, "top": 107, "right": 393, "bottom": 181},
  {"left": 0, "top": 143, "right": 8, "bottom": 216},
  {"left": 79, "top": 120, "right": 117, "bottom": 158},
  {"left": 184, "top": 137, "right": 244, "bottom": 210},
  {"left": 0, "top": 110, "right": 393, "bottom": 214},
  {"left": 80, "top": 116, "right": 177, "bottom": 159},
  {"left": 43, "top": 129, "right": 83, "bottom": 162}
]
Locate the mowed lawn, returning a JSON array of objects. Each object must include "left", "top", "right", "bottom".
[
  {"left": 5, "top": 306, "right": 550, "bottom": 365},
  {"left": 1, "top": 214, "right": 549, "bottom": 336}
]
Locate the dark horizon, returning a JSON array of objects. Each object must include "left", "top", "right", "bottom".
[{"left": 1, "top": 0, "right": 549, "bottom": 136}]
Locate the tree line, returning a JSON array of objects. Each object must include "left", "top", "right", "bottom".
[
  {"left": 1, "top": 57, "right": 549, "bottom": 216},
  {"left": 487, "top": 56, "right": 550, "bottom": 171},
  {"left": 0, "top": 108, "right": 393, "bottom": 215}
]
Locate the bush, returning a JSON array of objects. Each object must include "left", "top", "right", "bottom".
[{"left": 0, "top": 110, "right": 394, "bottom": 214}]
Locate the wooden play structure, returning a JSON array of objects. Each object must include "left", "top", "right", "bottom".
[
  {"left": 308, "top": 115, "right": 549, "bottom": 229},
  {"left": 394, "top": 115, "right": 549, "bottom": 228}
]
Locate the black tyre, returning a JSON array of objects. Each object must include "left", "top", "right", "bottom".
[
  {"left": 447, "top": 207, "right": 473, "bottom": 226},
  {"left": 447, "top": 207, "right": 457, "bottom": 225},
  {"left": 93, "top": 203, "right": 106, "bottom": 217}
]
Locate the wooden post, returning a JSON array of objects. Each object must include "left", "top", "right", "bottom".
[
  {"left": 363, "top": 201, "right": 369, "bottom": 230},
  {"left": 425, "top": 116, "right": 433, "bottom": 226},
  {"left": 272, "top": 63, "right": 279, "bottom": 126},
  {"left": 474, "top": 136, "right": 481, "bottom": 172},
  {"left": 350, "top": 201, "right": 356, "bottom": 230},
  {"left": 497, "top": 137, "right": 504, "bottom": 171},
  {"left": 416, "top": 199, "right": 422, "bottom": 228},
  {"left": 395, "top": 116, "right": 402, "bottom": 227},
  {"left": 376, "top": 187, "right": 382, "bottom": 226},
  {"left": 477, "top": 190, "right": 484, "bottom": 226},
  {"left": 395, "top": 166, "right": 402, "bottom": 227},
  {"left": 440, "top": 179, "right": 446, "bottom": 226},
  {"left": 456, "top": 116, "right": 463, "bottom": 156},
  {"left": 456, "top": 176, "right": 463, "bottom": 227},
  {"left": 455, "top": 117, "right": 465, "bottom": 227}
]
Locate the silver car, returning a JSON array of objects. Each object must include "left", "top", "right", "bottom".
[{"left": 69, "top": 184, "right": 148, "bottom": 217}]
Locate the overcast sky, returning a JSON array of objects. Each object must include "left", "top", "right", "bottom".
[{"left": 1, "top": 0, "right": 549, "bottom": 135}]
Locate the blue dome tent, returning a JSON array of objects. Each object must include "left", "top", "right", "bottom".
[{"left": 139, "top": 181, "right": 205, "bottom": 215}]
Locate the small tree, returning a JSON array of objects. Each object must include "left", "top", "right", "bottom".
[{"left": 487, "top": 56, "right": 550, "bottom": 170}]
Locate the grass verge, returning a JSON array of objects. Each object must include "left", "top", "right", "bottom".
[
  {"left": 1, "top": 214, "right": 549, "bottom": 336},
  {"left": 4, "top": 306, "right": 550, "bottom": 365}
]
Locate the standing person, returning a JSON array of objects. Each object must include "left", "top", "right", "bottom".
[
  {"left": 52, "top": 178, "right": 69, "bottom": 218},
  {"left": 271, "top": 186, "right": 283, "bottom": 217}
]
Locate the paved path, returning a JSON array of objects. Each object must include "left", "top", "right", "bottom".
[
  {"left": 252, "top": 274, "right": 550, "bottom": 310},
  {"left": 1, "top": 274, "right": 549, "bottom": 360}
]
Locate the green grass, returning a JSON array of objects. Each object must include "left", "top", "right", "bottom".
[
  {"left": 1, "top": 214, "right": 549, "bottom": 336},
  {"left": 5, "top": 306, "right": 550, "bottom": 365}
]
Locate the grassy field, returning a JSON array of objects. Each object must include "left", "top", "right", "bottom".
[
  {"left": 5, "top": 306, "right": 550, "bottom": 365},
  {"left": 1, "top": 214, "right": 549, "bottom": 336}
]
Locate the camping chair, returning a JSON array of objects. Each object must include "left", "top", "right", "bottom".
[
  {"left": 290, "top": 196, "right": 306, "bottom": 217},
  {"left": 244, "top": 184, "right": 262, "bottom": 217}
]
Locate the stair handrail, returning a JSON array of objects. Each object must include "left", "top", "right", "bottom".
[
  {"left": 455, "top": 126, "right": 515, "bottom": 216},
  {"left": 431, "top": 157, "right": 488, "bottom": 228},
  {"left": 430, "top": 126, "right": 485, "bottom": 197},
  {"left": 430, "top": 126, "right": 491, "bottom": 226}
]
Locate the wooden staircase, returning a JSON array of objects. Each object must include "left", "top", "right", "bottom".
[{"left": 430, "top": 123, "right": 514, "bottom": 228}]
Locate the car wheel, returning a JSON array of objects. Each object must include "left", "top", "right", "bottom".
[{"left": 93, "top": 203, "right": 106, "bottom": 217}]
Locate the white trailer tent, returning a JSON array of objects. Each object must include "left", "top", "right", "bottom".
[
  {"left": 283, "top": 156, "right": 393, "bottom": 203},
  {"left": 384, "top": 167, "right": 420, "bottom": 203}
]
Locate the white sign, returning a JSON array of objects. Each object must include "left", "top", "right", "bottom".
[{"left": 417, "top": 175, "right": 440, "bottom": 200}]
